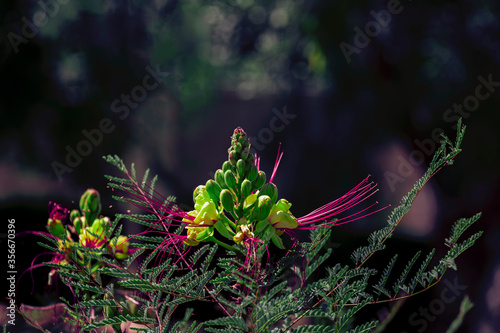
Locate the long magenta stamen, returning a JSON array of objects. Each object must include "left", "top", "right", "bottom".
[
  {"left": 269, "top": 144, "right": 283, "bottom": 184},
  {"left": 297, "top": 176, "right": 378, "bottom": 225}
]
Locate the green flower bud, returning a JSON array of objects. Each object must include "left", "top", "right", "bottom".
[
  {"left": 47, "top": 218, "right": 65, "bottom": 239},
  {"left": 234, "top": 142, "right": 242, "bottom": 153},
  {"left": 220, "top": 189, "right": 234, "bottom": 214},
  {"left": 215, "top": 169, "right": 226, "bottom": 188},
  {"left": 222, "top": 161, "right": 233, "bottom": 173},
  {"left": 229, "top": 151, "right": 237, "bottom": 165},
  {"left": 232, "top": 127, "right": 248, "bottom": 147},
  {"left": 205, "top": 179, "right": 222, "bottom": 203},
  {"left": 240, "top": 179, "right": 252, "bottom": 200},
  {"left": 70, "top": 209, "right": 81, "bottom": 222},
  {"left": 193, "top": 185, "right": 205, "bottom": 204},
  {"left": 80, "top": 216, "right": 87, "bottom": 229},
  {"left": 237, "top": 132, "right": 247, "bottom": 145},
  {"left": 243, "top": 193, "right": 258, "bottom": 219},
  {"left": 252, "top": 195, "right": 272, "bottom": 220},
  {"left": 79, "top": 189, "right": 102, "bottom": 225},
  {"left": 247, "top": 153, "right": 255, "bottom": 165},
  {"left": 247, "top": 164, "right": 258, "bottom": 182},
  {"left": 73, "top": 216, "right": 83, "bottom": 235},
  {"left": 241, "top": 147, "right": 249, "bottom": 161},
  {"left": 252, "top": 170, "right": 266, "bottom": 191},
  {"left": 193, "top": 185, "right": 207, "bottom": 211},
  {"left": 224, "top": 170, "right": 237, "bottom": 189},
  {"left": 108, "top": 235, "right": 130, "bottom": 259},
  {"left": 236, "top": 159, "right": 246, "bottom": 178},
  {"left": 237, "top": 217, "right": 248, "bottom": 225},
  {"left": 91, "top": 219, "right": 105, "bottom": 235},
  {"left": 259, "top": 182, "right": 278, "bottom": 204},
  {"left": 95, "top": 217, "right": 111, "bottom": 236},
  {"left": 243, "top": 193, "right": 257, "bottom": 209}
]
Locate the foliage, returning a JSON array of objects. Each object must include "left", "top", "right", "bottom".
[{"left": 23, "top": 120, "right": 481, "bottom": 332}]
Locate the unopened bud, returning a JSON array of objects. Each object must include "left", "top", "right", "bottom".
[
  {"left": 220, "top": 189, "right": 234, "bottom": 214},
  {"left": 222, "top": 161, "right": 233, "bottom": 173},
  {"left": 240, "top": 179, "right": 252, "bottom": 199},
  {"left": 259, "top": 182, "right": 278, "bottom": 204},
  {"left": 79, "top": 189, "right": 101, "bottom": 224},
  {"left": 214, "top": 169, "right": 226, "bottom": 188},
  {"left": 236, "top": 159, "right": 246, "bottom": 178},
  {"left": 73, "top": 216, "right": 83, "bottom": 235},
  {"left": 70, "top": 209, "right": 81, "bottom": 222},
  {"left": 224, "top": 170, "right": 237, "bottom": 189},
  {"left": 252, "top": 195, "right": 272, "bottom": 220},
  {"left": 243, "top": 193, "right": 258, "bottom": 218},
  {"left": 229, "top": 151, "right": 236, "bottom": 165},
  {"left": 241, "top": 147, "right": 249, "bottom": 161},
  {"left": 47, "top": 218, "right": 65, "bottom": 239},
  {"left": 234, "top": 142, "right": 242, "bottom": 154},
  {"left": 91, "top": 218, "right": 105, "bottom": 236},
  {"left": 108, "top": 235, "right": 130, "bottom": 259},
  {"left": 237, "top": 133, "right": 247, "bottom": 145},
  {"left": 193, "top": 185, "right": 205, "bottom": 203},
  {"left": 205, "top": 180, "right": 222, "bottom": 203},
  {"left": 100, "top": 217, "right": 111, "bottom": 235},
  {"left": 247, "top": 164, "right": 258, "bottom": 181},
  {"left": 252, "top": 170, "right": 266, "bottom": 191},
  {"left": 247, "top": 153, "right": 255, "bottom": 165}
]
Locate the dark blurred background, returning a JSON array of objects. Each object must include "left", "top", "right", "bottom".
[{"left": 1, "top": 0, "right": 499, "bottom": 332}]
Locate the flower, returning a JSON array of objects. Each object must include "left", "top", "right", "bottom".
[
  {"left": 47, "top": 201, "right": 70, "bottom": 239},
  {"left": 107, "top": 235, "right": 131, "bottom": 259},
  {"left": 294, "top": 175, "right": 382, "bottom": 229},
  {"left": 118, "top": 127, "right": 383, "bottom": 255},
  {"left": 268, "top": 199, "right": 298, "bottom": 235},
  {"left": 79, "top": 217, "right": 110, "bottom": 248}
]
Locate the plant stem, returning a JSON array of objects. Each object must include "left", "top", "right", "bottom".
[{"left": 206, "top": 236, "right": 243, "bottom": 256}]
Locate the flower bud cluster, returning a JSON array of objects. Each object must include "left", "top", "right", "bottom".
[
  {"left": 183, "top": 127, "right": 298, "bottom": 249},
  {"left": 46, "top": 189, "right": 131, "bottom": 272}
]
